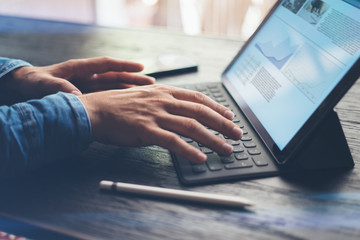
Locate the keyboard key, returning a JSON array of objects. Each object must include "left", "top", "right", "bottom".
[
  {"left": 252, "top": 157, "right": 269, "bottom": 166},
  {"left": 209, "top": 88, "right": 221, "bottom": 93},
  {"left": 244, "top": 142, "right": 256, "bottom": 148},
  {"left": 222, "top": 103, "right": 230, "bottom": 107},
  {"left": 248, "top": 149, "right": 261, "bottom": 155},
  {"left": 235, "top": 153, "right": 249, "bottom": 160},
  {"left": 207, "top": 84, "right": 218, "bottom": 89},
  {"left": 206, "top": 154, "right": 223, "bottom": 171},
  {"left": 209, "top": 129, "right": 219, "bottom": 135},
  {"left": 180, "top": 136, "right": 193, "bottom": 143},
  {"left": 225, "top": 160, "right": 253, "bottom": 169},
  {"left": 215, "top": 97, "right": 226, "bottom": 102},
  {"left": 192, "top": 164, "right": 207, "bottom": 173},
  {"left": 202, "top": 91, "right": 210, "bottom": 96},
  {"left": 233, "top": 145, "right": 245, "bottom": 153},
  {"left": 212, "top": 92, "right": 223, "bottom": 98},
  {"left": 241, "top": 136, "right": 252, "bottom": 141},
  {"left": 227, "top": 140, "right": 240, "bottom": 146},
  {"left": 196, "top": 85, "right": 207, "bottom": 91},
  {"left": 233, "top": 119, "right": 241, "bottom": 123},
  {"left": 200, "top": 147, "right": 213, "bottom": 154},
  {"left": 220, "top": 155, "right": 235, "bottom": 164}
]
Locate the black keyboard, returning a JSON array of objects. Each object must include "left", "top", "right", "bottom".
[{"left": 172, "top": 83, "right": 279, "bottom": 185}]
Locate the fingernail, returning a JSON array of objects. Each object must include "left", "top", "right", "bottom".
[
  {"left": 71, "top": 90, "right": 82, "bottom": 96},
  {"left": 225, "top": 110, "right": 234, "bottom": 120},
  {"left": 197, "top": 151, "right": 207, "bottom": 162},
  {"left": 150, "top": 77, "right": 156, "bottom": 82},
  {"left": 233, "top": 127, "right": 243, "bottom": 139},
  {"left": 222, "top": 142, "right": 233, "bottom": 154}
]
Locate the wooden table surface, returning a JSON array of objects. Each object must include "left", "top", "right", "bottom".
[{"left": 1, "top": 16, "right": 360, "bottom": 240}]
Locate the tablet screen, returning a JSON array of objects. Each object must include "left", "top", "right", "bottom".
[{"left": 224, "top": 0, "right": 360, "bottom": 154}]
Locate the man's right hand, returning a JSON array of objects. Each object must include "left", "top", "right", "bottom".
[{"left": 78, "top": 85, "right": 243, "bottom": 164}]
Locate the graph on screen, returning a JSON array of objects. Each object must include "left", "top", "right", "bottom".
[
  {"left": 282, "top": 44, "right": 342, "bottom": 104},
  {"left": 255, "top": 39, "right": 299, "bottom": 69}
]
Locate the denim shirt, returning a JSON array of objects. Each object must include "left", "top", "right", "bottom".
[
  {"left": 0, "top": 58, "right": 91, "bottom": 177},
  {"left": 0, "top": 57, "right": 32, "bottom": 78}
]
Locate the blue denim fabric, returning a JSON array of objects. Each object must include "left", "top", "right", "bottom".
[
  {"left": 0, "top": 92, "right": 91, "bottom": 177},
  {"left": 0, "top": 58, "right": 92, "bottom": 177},
  {"left": 0, "top": 57, "right": 32, "bottom": 78}
]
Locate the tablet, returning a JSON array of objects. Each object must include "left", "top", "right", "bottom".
[{"left": 222, "top": 0, "right": 360, "bottom": 164}]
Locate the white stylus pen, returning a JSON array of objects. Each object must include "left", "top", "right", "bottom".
[{"left": 99, "top": 180, "right": 254, "bottom": 207}]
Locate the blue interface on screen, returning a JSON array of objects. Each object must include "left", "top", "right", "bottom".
[{"left": 225, "top": 0, "right": 360, "bottom": 150}]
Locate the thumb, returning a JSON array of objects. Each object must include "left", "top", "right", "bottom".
[{"left": 47, "top": 77, "right": 82, "bottom": 96}]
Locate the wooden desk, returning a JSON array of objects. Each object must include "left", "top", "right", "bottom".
[{"left": 1, "top": 16, "right": 360, "bottom": 240}]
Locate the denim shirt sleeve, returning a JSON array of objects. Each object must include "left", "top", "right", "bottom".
[
  {"left": 0, "top": 57, "right": 32, "bottom": 78},
  {"left": 0, "top": 92, "right": 91, "bottom": 178}
]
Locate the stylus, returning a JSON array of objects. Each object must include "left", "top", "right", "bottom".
[{"left": 99, "top": 180, "right": 254, "bottom": 207}]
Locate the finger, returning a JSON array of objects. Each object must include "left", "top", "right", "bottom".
[
  {"left": 93, "top": 72, "right": 156, "bottom": 86},
  {"left": 80, "top": 82, "right": 134, "bottom": 92},
  {"left": 76, "top": 57, "right": 144, "bottom": 74},
  {"left": 168, "top": 100, "right": 242, "bottom": 140},
  {"left": 41, "top": 77, "right": 82, "bottom": 95},
  {"left": 158, "top": 114, "right": 234, "bottom": 156},
  {"left": 166, "top": 86, "right": 235, "bottom": 120},
  {"left": 148, "top": 128, "right": 208, "bottom": 164},
  {"left": 78, "top": 72, "right": 155, "bottom": 92},
  {"left": 78, "top": 79, "right": 143, "bottom": 92}
]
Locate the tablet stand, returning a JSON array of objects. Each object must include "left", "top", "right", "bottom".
[{"left": 282, "top": 110, "right": 354, "bottom": 171}]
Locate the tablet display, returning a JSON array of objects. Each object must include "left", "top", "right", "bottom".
[{"left": 223, "top": 0, "right": 360, "bottom": 163}]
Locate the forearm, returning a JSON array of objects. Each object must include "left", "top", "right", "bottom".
[{"left": 0, "top": 92, "right": 91, "bottom": 178}]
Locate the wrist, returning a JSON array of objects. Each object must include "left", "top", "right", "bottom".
[
  {"left": 1, "top": 66, "right": 32, "bottom": 90},
  {"left": 77, "top": 93, "right": 103, "bottom": 142},
  {"left": 10, "top": 66, "right": 32, "bottom": 80}
]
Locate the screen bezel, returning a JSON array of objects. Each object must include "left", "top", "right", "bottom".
[{"left": 221, "top": 0, "right": 360, "bottom": 164}]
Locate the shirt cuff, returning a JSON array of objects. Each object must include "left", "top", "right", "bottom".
[
  {"left": 14, "top": 92, "right": 91, "bottom": 172},
  {"left": 0, "top": 58, "right": 32, "bottom": 79},
  {"left": 60, "top": 92, "right": 92, "bottom": 150}
]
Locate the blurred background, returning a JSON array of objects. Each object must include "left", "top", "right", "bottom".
[{"left": 0, "top": 0, "right": 276, "bottom": 40}]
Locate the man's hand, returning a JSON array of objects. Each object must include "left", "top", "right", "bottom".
[
  {"left": 78, "top": 85, "right": 243, "bottom": 163},
  {"left": 1, "top": 56, "right": 155, "bottom": 102}
]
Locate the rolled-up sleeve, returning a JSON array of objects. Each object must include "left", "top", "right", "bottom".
[
  {"left": 0, "top": 92, "right": 91, "bottom": 178},
  {"left": 0, "top": 57, "right": 32, "bottom": 78}
]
